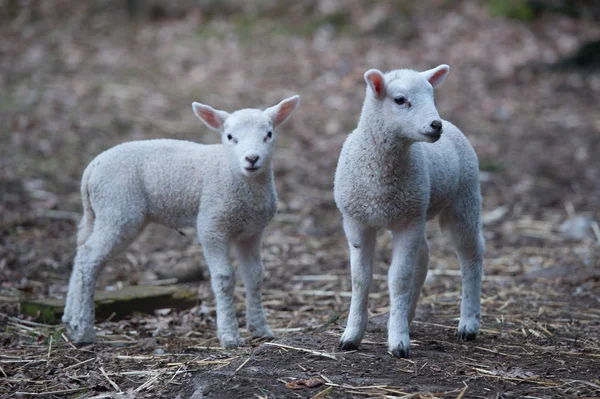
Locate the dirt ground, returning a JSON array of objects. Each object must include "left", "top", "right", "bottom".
[{"left": 1, "top": 1, "right": 600, "bottom": 398}]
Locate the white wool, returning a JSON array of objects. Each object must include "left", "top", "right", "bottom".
[
  {"left": 334, "top": 65, "right": 484, "bottom": 358},
  {"left": 63, "top": 96, "right": 300, "bottom": 348}
]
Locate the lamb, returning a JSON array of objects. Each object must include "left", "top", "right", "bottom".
[
  {"left": 333, "top": 65, "right": 484, "bottom": 358},
  {"left": 62, "top": 95, "right": 300, "bottom": 348}
]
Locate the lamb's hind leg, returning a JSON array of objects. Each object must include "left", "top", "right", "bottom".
[
  {"left": 440, "top": 199, "right": 484, "bottom": 341},
  {"left": 63, "top": 216, "right": 144, "bottom": 344}
]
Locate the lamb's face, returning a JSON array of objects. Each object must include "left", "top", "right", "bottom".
[
  {"left": 364, "top": 65, "right": 450, "bottom": 145},
  {"left": 222, "top": 110, "right": 275, "bottom": 177},
  {"left": 192, "top": 95, "right": 299, "bottom": 178},
  {"left": 382, "top": 71, "right": 442, "bottom": 143}
]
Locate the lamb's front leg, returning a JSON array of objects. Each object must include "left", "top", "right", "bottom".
[
  {"left": 339, "top": 216, "right": 376, "bottom": 351},
  {"left": 233, "top": 233, "right": 273, "bottom": 340},
  {"left": 201, "top": 237, "right": 243, "bottom": 348},
  {"left": 388, "top": 223, "right": 425, "bottom": 358}
]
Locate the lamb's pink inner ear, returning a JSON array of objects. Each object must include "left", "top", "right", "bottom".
[
  {"left": 274, "top": 101, "right": 295, "bottom": 125},
  {"left": 268, "top": 95, "right": 299, "bottom": 127},
  {"left": 426, "top": 66, "right": 449, "bottom": 88},
  {"left": 204, "top": 111, "right": 222, "bottom": 129},
  {"left": 366, "top": 71, "right": 385, "bottom": 97},
  {"left": 198, "top": 108, "right": 222, "bottom": 129}
]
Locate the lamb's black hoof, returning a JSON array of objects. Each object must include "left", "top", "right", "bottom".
[
  {"left": 458, "top": 330, "right": 477, "bottom": 341},
  {"left": 339, "top": 341, "right": 359, "bottom": 351},
  {"left": 390, "top": 344, "right": 410, "bottom": 358}
]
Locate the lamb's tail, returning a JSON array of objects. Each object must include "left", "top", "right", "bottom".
[{"left": 76, "top": 163, "right": 96, "bottom": 246}]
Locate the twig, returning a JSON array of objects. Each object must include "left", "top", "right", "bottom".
[
  {"left": 134, "top": 373, "right": 161, "bottom": 393},
  {"left": 64, "top": 357, "right": 94, "bottom": 370},
  {"left": 168, "top": 366, "right": 184, "bottom": 383},
  {"left": 262, "top": 342, "right": 338, "bottom": 361},
  {"left": 62, "top": 333, "right": 78, "bottom": 350},
  {"left": 311, "top": 386, "right": 333, "bottom": 399},
  {"left": 233, "top": 357, "right": 251, "bottom": 374},
  {"left": 456, "top": 384, "right": 468, "bottom": 399},
  {"left": 47, "top": 334, "right": 53, "bottom": 359},
  {"left": 14, "top": 387, "right": 88, "bottom": 396},
  {"left": 100, "top": 366, "right": 121, "bottom": 392}
]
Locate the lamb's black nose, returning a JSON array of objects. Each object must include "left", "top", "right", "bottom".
[
  {"left": 246, "top": 155, "right": 259, "bottom": 165},
  {"left": 430, "top": 120, "right": 442, "bottom": 133}
]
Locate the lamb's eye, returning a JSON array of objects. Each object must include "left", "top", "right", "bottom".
[
  {"left": 267, "top": 131, "right": 272, "bottom": 138},
  {"left": 227, "top": 134, "right": 233, "bottom": 141},
  {"left": 394, "top": 96, "right": 406, "bottom": 105}
]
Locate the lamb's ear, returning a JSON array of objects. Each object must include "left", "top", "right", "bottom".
[
  {"left": 420, "top": 64, "right": 450, "bottom": 88},
  {"left": 192, "top": 102, "right": 230, "bottom": 131},
  {"left": 265, "top": 95, "right": 300, "bottom": 128},
  {"left": 364, "top": 69, "right": 386, "bottom": 99}
]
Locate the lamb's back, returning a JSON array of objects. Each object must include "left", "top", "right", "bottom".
[{"left": 87, "top": 139, "right": 222, "bottom": 228}]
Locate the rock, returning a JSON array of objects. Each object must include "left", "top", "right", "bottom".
[
  {"left": 155, "top": 259, "right": 206, "bottom": 283},
  {"left": 20, "top": 284, "right": 198, "bottom": 324},
  {"left": 560, "top": 216, "right": 596, "bottom": 240}
]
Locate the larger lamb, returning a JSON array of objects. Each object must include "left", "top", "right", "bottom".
[
  {"left": 62, "top": 95, "right": 300, "bottom": 348},
  {"left": 334, "top": 65, "right": 484, "bottom": 358}
]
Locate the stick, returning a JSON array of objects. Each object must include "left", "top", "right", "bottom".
[
  {"left": 47, "top": 334, "right": 53, "bottom": 359},
  {"left": 15, "top": 387, "right": 88, "bottom": 396},
  {"left": 64, "top": 357, "right": 94, "bottom": 370},
  {"left": 100, "top": 366, "right": 121, "bottom": 392},
  {"left": 234, "top": 357, "right": 251, "bottom": 374},
  {"left": 262, "top": 342, "right": 338, "bottom": 361}
]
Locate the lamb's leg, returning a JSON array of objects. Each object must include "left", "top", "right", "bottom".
[
  {"left": 232, "top": 233, "right": 273, "bottom": 340},
  {"left": 408, "top": 237, "right": 429, "bottom": 324},
  {"left": 440, "top": 200, "right": 484, "bottom": 341},
  {"left": 63, "top": 219, "right": 143, "bottom": 344},
  {"left": 388, "top": 223, "right": 425, "bottom": 358},
  {"left": 339, "top": 216, "right": 376, "bottom": 351},
  {"left": 201, "top": 238, "right": 243, "bottom": 348}
]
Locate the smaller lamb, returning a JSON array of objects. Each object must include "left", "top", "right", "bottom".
[
  {"left": 62, "top": 95, "right": 300, "bottom": 348},
  {"left": 334, "top": 65, "right": 484, "bottom": 358}
]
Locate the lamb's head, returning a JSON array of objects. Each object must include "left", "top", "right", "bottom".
[
  {"left": 192, "top": 95, "right": 299, "bottom": 177},
  {"left": 362, "top": 64, "right": 450, "bottom": 144}
]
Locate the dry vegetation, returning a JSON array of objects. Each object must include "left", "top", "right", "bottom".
[{"left": 1, "top": 1, "right": 600, "bottom": 398}]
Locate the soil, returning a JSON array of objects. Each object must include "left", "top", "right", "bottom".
[{"left": 1, "top": 1, "right": 600, "bottom": 398}]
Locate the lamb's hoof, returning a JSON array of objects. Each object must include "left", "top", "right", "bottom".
[
  {"left": 389, "top": 343, "right": 410, "bottom": 358},
  {"left": 457, "top": 318, "right": 479, "bottom": 341},
  {"left": 458, "top": 329, "right": 477, "bottom": 341},
  {"left": 249, "top": 325, "right": 274, "bottom": 340},
  {"left": 66, "top": 323, "right": 97, "bottom": 345},
  {"left": 338, "top": 340, "right": 359, "bottom": 351},
  {"left": 219, "top": 334, "right": 245, "bottom": 349}
]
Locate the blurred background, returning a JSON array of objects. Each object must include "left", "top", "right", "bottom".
[
  {"left": 1, "top": 1, "right": 600, "bottom": 397},
  {"left": 1, "top": 0, "right": 600, "bottom": 356}
]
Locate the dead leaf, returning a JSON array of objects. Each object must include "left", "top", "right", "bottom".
[
  {"left": 285, "top": 377, "right": 325, "bottom": 389},
  {"left": 489, "top": 365, "right": 537, "bottom": 379}
]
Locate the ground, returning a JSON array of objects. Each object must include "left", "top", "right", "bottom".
[{"left": 1, "top": 1, "right": 600, "bottom": 398}]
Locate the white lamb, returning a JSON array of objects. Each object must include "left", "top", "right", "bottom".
[
  {"left": 62, "top": 95, "right": 300, "bottom": 348},
  {"left": 334, "top": 65, "right": 484, "bottom": 358}
]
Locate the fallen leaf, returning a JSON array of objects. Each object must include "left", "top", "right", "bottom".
[
  {"left": 489, "top": 365, "right": 537, "bottom": 379},
  {"left": 286, "top": 377, "right": 325, "bottom": 389}
]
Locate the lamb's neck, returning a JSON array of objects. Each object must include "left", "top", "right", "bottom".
[
  {"left": 355, "top": 114, "right": 413, "bottom": 173},
  {"left": 228, "top": 163, "right": 275, "bottom": 194}
]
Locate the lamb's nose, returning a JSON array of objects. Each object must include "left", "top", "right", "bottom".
[
  {"left": 430, "top": 120, "right": 442, "bottom": 133},
  {"left": 246, "top": 155, "right": 260, "bottom": 165}
]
